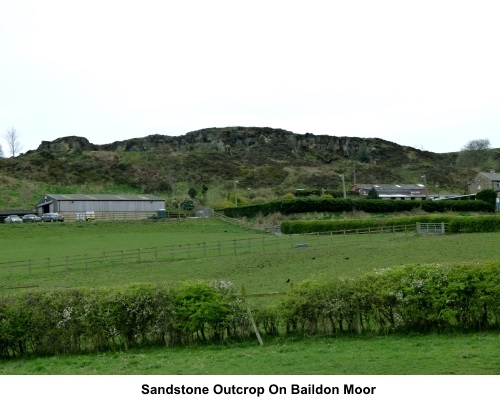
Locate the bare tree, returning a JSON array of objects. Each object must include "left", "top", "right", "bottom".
[
  {"left": 3, "top": 127, "right": 23, "bottom": 157},
  {"left": 457, "top": 138, "right": 491, "bottom": 167}
]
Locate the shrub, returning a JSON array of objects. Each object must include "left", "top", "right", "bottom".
[
  {"left": 280, "top": 262, "right": 500, "bottom": 335},
  {"left": 180, "top": 198, "right": 194, "bottom": 211},
  {"left": 476, "top": 189, "right": 497, "bottom": 208}
]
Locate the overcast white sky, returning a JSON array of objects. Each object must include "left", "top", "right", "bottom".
[{"left": 1, "top": 0, "right": 499, "bottom": 155}]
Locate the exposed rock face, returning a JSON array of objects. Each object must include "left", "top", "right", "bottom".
[
  {"left": 38, "top": 136, "right": 96, "bottom": 152},
  {"left": 36, "top": 126, "right": 413, "bottom": 161}
]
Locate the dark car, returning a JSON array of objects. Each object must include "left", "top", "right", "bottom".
[
  {"left": 41, "top": 213, "right": 65, "bottom": 222},
  {"left": 22, "top": 214, "right": 42, "bottom": 223}
]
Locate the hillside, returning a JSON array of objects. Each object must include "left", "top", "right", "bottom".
[{"left": 0, "top": 126, "right": 490, "bottom": 209}]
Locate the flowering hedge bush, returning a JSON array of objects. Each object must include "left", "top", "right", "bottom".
[
  {"left": 281, "top": 261, "right": 500, "bottom": 335},
  {"left": 0, "top": 262, "right": 498, "bottom": 358},
  {"left": 0, "top": 281, "right": 247, "bottom": 358}
]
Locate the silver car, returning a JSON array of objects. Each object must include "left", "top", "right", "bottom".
[
  {"left": 41, "top": 212, "right": 65, "bottom": 222},
  {"left": 4, "top": 215, "right": 23, "bottom": 223},
  {"left": 22, "top": 214, "right": 42, "bottom": 223}
]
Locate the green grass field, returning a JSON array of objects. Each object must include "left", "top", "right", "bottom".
[
  {"left": 1, "top": 220, "right": 499, "bottom": 298},
  {"left": 0, "top": 218, "right": 499, "bottom": 374},
  {"left": 1, "top": 333, "right": 498, "bottom": 375}
]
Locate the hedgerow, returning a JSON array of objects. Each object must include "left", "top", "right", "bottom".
[
  {"left": 280, "top": 214, "right": 500, "bottom": 234},
  {"left": 280, "top": 262, "right": 500, "bottom": 335},
  {"left": 0, "top": 281, "right": 247, "bottom": 358},
  {"left": 0, "top": 262, "right": 498, "bottom": 358},
  {"left": 221, "top": 198, "right": 493, "bottom": 218}
]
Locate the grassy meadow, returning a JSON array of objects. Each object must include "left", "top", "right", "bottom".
[
  {"left": 1, "top": 333, "right": 498, "bottom": 375},
  {"left": 1, "top": 219, "right": 499, "bottom": 297},
  {"left": 0, "top": 218, "right": 499, "bottom": 374}
]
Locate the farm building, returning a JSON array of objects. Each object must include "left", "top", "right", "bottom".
[
  {"left": 352, "top": 184, "right": 428, "bottom": 200},
  {"left": 468, "top": 169, "right": 500, "bottom": 194},
  {"left": 36, "top": 194, "right": 166, "bottom": 221}
]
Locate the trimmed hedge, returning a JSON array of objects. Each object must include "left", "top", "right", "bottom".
[
  {"left": 281, "top": 261, "right": 500, "bottom": 335},
  {"left": 221, "top": 198, "right": 493, "bottom": 218},
  {"left": 0, "top": 281, "right": 249, "bottom": 358},
  {"left": 281, "top": 214, "right": 500, "bottom": 234},
  {"left": 1, "top": 262, "right": 499, "bottom": 358}
]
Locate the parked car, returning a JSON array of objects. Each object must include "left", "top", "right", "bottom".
[
  {"left": 41, "top": 213, "right": 65, "bottom": 222},
  {"left": 4, "top": 215, "right": 23, "bottom": 223},
  {"left": 22, "top": 214, "right": 42, "bottom": 223}
]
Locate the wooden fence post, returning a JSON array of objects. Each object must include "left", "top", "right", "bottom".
[{"left": 241, "top": 285, "right": 264, "bottom": 346}]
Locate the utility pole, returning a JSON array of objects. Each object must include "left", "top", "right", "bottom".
[
  {"left": 339, "top": 174, "right": 346, "bottom": 198},
  {"left": 421, "top": 175, "right": 429, "bottom": 199},
  {"left": 234, "top": 180, "right": 239, "bottom": 206}
]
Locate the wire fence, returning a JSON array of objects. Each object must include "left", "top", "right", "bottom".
[{"left": 0, "top": 225, "right": 416, "bottom": 280}]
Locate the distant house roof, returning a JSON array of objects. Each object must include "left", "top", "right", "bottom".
[
  {"left": 353, "top": 184, "right": 426, "bottom": 195},
  {"left": 479, "top": 172, "right": 500, "bottom": 181},
  {"left": 36, "top": 194, "right": 165, "bottom": 207}
]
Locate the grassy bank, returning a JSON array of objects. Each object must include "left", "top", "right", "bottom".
[{"left": 1, "top": 333, "right": 498, "bottom": 375}]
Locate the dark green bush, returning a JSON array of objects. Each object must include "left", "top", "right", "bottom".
[
  {"left": 476, "top": 189, "right": 497, "bottom": 208},
  {"left": 221, "top": 198, "right": 493, "bottom": 218}
]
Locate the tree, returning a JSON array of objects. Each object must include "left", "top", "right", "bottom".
[
  {"left": 357, "top": 143, "right": 371, "bottom": 163},
  {"left": 457, "top": 139, "right": 491, "bottom": 167},
  {"left": 0, "top": 142, "right": 3, "bottom": 157},
  {"left": 180, "top": 198, "right": 194, "bottom": 211},
  {"left": 367, "top": 187, "right": 380, "bottom": 199},
  {"left": 476, "top": 189, "right": 497, "bottom": 208},
  {"left": 188, "top": 187, "right": 197, "bottom": 199},
  {"left": 3, "top": 127, "right": 23, "bottom": 157}
]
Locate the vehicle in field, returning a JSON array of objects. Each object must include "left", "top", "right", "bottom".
[
  {"left": 41, "top": 213, "right": 65, "bottom": 222},
  {"left": 76, "top": 211, "right": 96, "bottom": 221},
  {"left": 4, "top": 215, "right": 23, "bottom": 223}
]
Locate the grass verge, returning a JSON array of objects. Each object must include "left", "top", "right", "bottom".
[{"left": 1, "top": 332, "right": 498, "bottom": 375}]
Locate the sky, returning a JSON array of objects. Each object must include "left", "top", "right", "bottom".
[{"left": 1, "top": 0, "right": 499, "bottom": 155}]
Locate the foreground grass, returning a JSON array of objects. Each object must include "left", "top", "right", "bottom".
[{"left": 1, "top": 332, "right": 498, "bottom": 375}]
